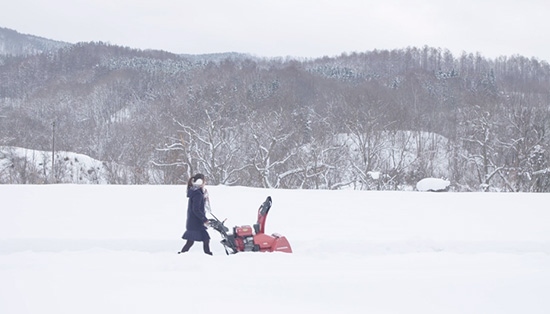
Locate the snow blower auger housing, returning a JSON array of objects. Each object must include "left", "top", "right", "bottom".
[{"left": 208, "top": 196, "right": 292, "bottom": 255}]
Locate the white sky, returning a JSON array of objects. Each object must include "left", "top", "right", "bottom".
[{"left": 1, "top": 0, "right": 549, "bottom": 61}]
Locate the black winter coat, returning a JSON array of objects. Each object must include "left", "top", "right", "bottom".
[{"left": 182, "top": 187, "right": 210, "bottom": 241}]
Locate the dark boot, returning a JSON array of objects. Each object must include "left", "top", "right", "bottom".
[
  {"left": 203, "top": 240, "right": 213, "bottom": 255},
  {"left": 178, "top": 240, "right": 194, "bottom": 254}
]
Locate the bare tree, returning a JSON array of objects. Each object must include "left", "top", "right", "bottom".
[
  {"left": 344, "top": 108, "right": 387, "bottom": 189},
  {"left": 460, "top": 105, "right": 504, "bottom": 191},
  {"left": 247, "top": 110, "right": 302, "bottom": 189},
  {"left": 156, "top": 107, "right": 246, "bottom": 185}
]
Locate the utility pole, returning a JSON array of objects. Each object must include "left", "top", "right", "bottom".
[{"left": 51, "top": 121, "right": 55, "bottom": 183}]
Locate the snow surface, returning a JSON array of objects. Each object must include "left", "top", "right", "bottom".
[{"left": 1, "top": 185, "right": 550, "bottom": 314}]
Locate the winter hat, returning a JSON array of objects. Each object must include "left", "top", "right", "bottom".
[{"left": 188, "top": 173, "right": 205, "bottom": 188}]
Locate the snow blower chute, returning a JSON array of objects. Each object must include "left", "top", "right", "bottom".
[{"left": 208, "top": 196, "right": 292, "bottom": 254}]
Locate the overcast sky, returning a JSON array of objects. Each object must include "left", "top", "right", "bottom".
[{"left": 2, "top": 0, "right": 549, "bottom": 61}]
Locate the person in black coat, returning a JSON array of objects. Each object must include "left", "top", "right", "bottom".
[{"left": 178, "top": 173, "right": 212, "bottom": 255}]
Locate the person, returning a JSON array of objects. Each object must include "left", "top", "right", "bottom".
[{"left": 178, "top": 173, "right": 213, "bottom": 255}]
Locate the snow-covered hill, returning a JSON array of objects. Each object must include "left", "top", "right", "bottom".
[
  {"left": 0, "top": 146, "right": 107, "bottom": 183},
  {"left": 0, "top": 146, "right": 163, "bottom": 184},
  {"left": 0, "top": 27, "right": 70, "bottom": 56},
  {"left": 1, "top": 185, "right": 549, "bottom": 314}
]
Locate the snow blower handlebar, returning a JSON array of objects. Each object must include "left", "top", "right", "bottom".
[
  {"left": 205, "top": 204, "right": 230, "bottom": 235},
  {"left": 207, "top": 217, "right": 229, "bottom": 234},
  {"left": 206, "top": 216, "right": 237, "bottom": 255}
]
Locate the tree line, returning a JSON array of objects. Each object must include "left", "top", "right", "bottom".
[{"left": 1, "top": 42, "right": 549, "bottom": 191}]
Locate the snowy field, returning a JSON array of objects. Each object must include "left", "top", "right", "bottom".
[{"left": 1, "top": 185, "right": 549, "bottom": 314}]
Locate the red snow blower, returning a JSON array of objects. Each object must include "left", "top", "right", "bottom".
[{"left": 207, "top": 196, "right": 292, "bottom": 254}]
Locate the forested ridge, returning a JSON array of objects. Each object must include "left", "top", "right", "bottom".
[{"left": 1, "top": 27, "right": 549, "bottom": 191}]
